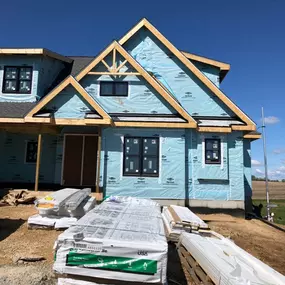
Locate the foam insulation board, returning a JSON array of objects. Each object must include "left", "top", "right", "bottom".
[
  {"left": 123, "top": 28, "right": 235, "bottom": 117},
  {"left": 53, "top": 196, "right": 168, "bottom": 284},
  {"left": 180, "top": 232, "right": 285, "bottom": 285}
]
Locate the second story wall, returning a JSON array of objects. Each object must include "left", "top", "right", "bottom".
[{"left": 0, "top": 55, "right": 66, "bottom": 103}]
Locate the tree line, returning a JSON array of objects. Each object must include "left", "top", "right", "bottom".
[{"left": 252, "top": 175, "right": 285, "bottom": 182}]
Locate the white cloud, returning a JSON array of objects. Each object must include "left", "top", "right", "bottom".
[
  {"left": 251, "top": 159, "right": 262, "bottom": 166},
  {"left": 255, "top": 168, "right": 264, "bottom": 174},
  {"left": 263, "top": 116, "right": 280, "bottom": 124},
  {"left": 273, "top": 148, "right": 285, "bottom": 155}
]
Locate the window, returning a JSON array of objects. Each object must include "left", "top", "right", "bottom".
[
  {"left": 3, "top": 66, "right": 33, "bottom": 94},
  {"left": 100, "top": 81, "right": 128, "bottom": 96},
  {"left": 205, "top": 139, "right": 221, "bottom": 164},
  {"left": 25, "top": 141, "right": 38, "bottom": 163},
  {"left": 123, "top": 137, "right": 159, "bottom": 177}
]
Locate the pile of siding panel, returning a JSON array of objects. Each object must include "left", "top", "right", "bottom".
[
  {"left": 162, "top": 205, "right": 209, "bottom": 241},
  {"left": 179, "top": 232, "right": 285, "bottom": 285},
  {"left": 28, "top": 188, "right": 96, "bottom": 230},
  {"left": 53, "top": 196, "right": 168, "bottom": 284}
]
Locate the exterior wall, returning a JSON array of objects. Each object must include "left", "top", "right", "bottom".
[
  {"left": 44, "top": 86, "right": 94, "bottom": 118},
  {"left": 0, "top": 55, "right": 65, "bottom": 102},
  {"left": 243, "top": 139, "right": 252, "bottom": 212},
  {"left": 99, "top": 127, "right": 186, "bottom": 199},
  {"left": 80, "top": 53, "right": 176, "bottom": 114},
  {"left": 123, "top": 28, "right": 234, "bottom": 117},
  {"left": 186, "top": 130, "right": 245, "bottom": 203},
  {"left": 0, "top": 131, "right": 58, "bottom": 183}
]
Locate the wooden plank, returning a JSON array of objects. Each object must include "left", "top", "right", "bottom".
[
  {"left": 112, "top": 49, "right": 116, "bottom": 71},
  {"left": 88, "top": 72, "right": 141, "bottom": 76},
  {"left": 0, "top": 118, "right": 25, "bottom": 123},
  {"left": 115, "top": 59, "right": 128, "bottom": 72},
  {"left": 34, "top": 133, "right": 42, "bottom": 192},
  {"left": 232, "top": 125, "right": 256, "bottom": 131},
  {"left": 243, "top": 133, "right": 262, "bottom": 139},
  {"left": 114, "top": 121, "right": 194, "bottom": 128},
  {"left": 101, "top": 59, "right": 111, "bottom": 71},
  {"left": 96, "top": 130, "right": 102, "bottom": 196},
  {"left": 198, "top": 127, "right": 232, "bottom": 133},
  {"left": 118, "top": 18, "right": 256, "bottom": 129}
]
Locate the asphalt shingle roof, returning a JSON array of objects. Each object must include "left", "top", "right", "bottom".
[
  {"left": 68, "top": 56, "right": 95, "bottom": 76},
  {"left": 0, "top": 102, "right": 36, "bottom": 118}
]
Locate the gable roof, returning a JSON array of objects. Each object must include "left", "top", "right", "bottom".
[
  {"left": 75, "top": 41, "right": 197, "bottom": 128},
  {"left": 25, "top": 76, "right": 111, "bottom": 125},
  {"left": 118, "top": 18, "right": 256, "bottom": 131}
]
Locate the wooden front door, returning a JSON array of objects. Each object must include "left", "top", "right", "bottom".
[{"left": 62, "top": 135, "right": 98, "bottom": 186}]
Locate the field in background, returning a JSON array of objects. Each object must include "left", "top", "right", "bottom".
[{"left": 252, "top": 181, "right": 285, "bottom": 199}]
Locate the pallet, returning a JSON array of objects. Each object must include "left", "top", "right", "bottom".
[{"left": 177, "top": 245, "right": 214, "bottom": 285}]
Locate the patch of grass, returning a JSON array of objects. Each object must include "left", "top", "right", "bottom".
[{"left": 253, "top": 199, "right": 285, "bottom": 225}]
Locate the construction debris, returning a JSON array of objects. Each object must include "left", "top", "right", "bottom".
[
  {"left": 162, "top": 205, "right": 209, "bottom": 241},
  {"left": 54, "top": 196, "right": 168, "bottom": 284},
  {"left": 0, "top": 190, "right": 36, "bottom": 206},
  {"left": 178, "top": 231, "right": 285, "bottom": 285},
  {"left": 28, "top": 188, "right": 96, "bottom": 230}
]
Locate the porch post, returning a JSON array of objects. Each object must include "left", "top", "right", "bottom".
[
  {"left": 96, "top": 129, "right": 102, "bottom": 197},
  {"left": 34, "top": 133, "right": 42, "bottom": 191}
]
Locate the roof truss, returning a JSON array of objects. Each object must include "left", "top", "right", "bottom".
[
  {"left": 118, "top": 18, "right": 256, "bottom": 131},
  {"left": 76, "top": 41, "right": 197, "bottom": 128},
  {"left": 25, "top": 76, "right": 111, "bottom": 125}
]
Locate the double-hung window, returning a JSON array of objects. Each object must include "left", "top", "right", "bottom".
[
  {"left": 123, "top": 137, "right": 159, "bottom": 177},
  {"left": 100, "top": 81, "right": 128, "bottom": 96},
  {"left": 3, "top": 66, "right": 33, "bottom": 94},
  {"left": 205, "top": 139, "right": 221, "bottom": 164}
]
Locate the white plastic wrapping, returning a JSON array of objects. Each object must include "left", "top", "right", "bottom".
[
  {"left": 58, "top": 278, "right": 110, "bottom": 285},
  {"left": 180, "top": 232, "right": 285, "bottom": 285},
  {"left": 54, "top": 196, "right": 168, "bottom": 284}
]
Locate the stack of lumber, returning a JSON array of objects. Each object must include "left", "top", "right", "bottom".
[
  {"left": 162, "top": 205, "right": 209, "bottom": 241},
  {"left": 178, "top": 231, "right": 285, "bottom": 285},
  {"left": 54, "top": 196, "right": 168, "bottom": 284},
  {"left": 28, "top": 188, "right": 96, "bottom": 230}
]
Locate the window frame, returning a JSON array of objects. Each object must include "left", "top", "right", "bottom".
[
  {"left": 99, "top": 81, "right": 128, "bottom": 97},
  {"left": 2, "top": 66, "right": 33, "bottom": 94},
  {"left": 205, "top": 138, "right": 221, "bottom": 165},
  {"left": 25, "top": 141, "right": 38, "bottom": 164},
  {"left": 123, "top": 136, "right": 159, "bottom": 177}
]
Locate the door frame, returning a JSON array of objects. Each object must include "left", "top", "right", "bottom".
[{"left": 61, "top": 133, "right": 99, "bottom": 186}]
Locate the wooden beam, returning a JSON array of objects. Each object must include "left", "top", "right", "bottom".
[
  {"left": 0, "top": 118, "right": 25, "bottom": 123},
  {"left": 25, "top": 117, "right": 111, "bottom": 125},
  {"left": 118, "top": 18, "right": 256, "bottom": 128},
  {"left": 197, "top": 127, "right": 232, "bottom": 133},
  {"left": 34, "top": 133, "right": 42, "bottom": 192},
  {"left": 243, "top": 133, "right": 262, "bottom": 140},
  {"left": 96, "top": 129, "right": 102, "bottom": 197},
  {"left": 101, "top": 59, "right": 111, "bottom": 71},
  {"left": 112, "top": 49, "right": 116, "bottom": 71},
  {"left": 114, "top": 121, "right": 194, "bottom": 128},
  {"left": 88, "top": 72, "right": 141, "bottom": 76},
  {"left": 115, "top": 59, "right": 128, "bottom": 72},
  {"left": 232, "top": 125, "right": 256, "bottom": 131}
]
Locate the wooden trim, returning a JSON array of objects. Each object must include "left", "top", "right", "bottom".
[
  {"left": 0, "top": 118, "right": 25, "bottom": 123},
  {"left": 76, "top": 41, "right": 196, "bottom": 126},
  {"left": 0, "top": 48, "right": 72, "bottom": 63},
  {"left": 114, "top": 121, "right": 195, "bottom": 128},
  {"left": 181, "top": 51, "right": 230, "bottom": 71},
  {"left": 197, "top": 127, "right": 232, "bottom": 133},
  {"left": 96, "top": 129, "right": 102, "bottom": 195},
  {"left": 118, "top": 18, "right": 255, "bottom": 128},
  {"left": 232, "top": 125, "right": 256, "bottom": 131},
  {"left": 243, "top": 133, "right": 261, "bottom": 139},
  {"left": 25, "top": 76, "right": 111, "bottom": 124},
  {"left": 25, "top": 117, "right": 110, "bottom": 125},
  {"left": 34, "top": 133, "right": 42, "bottom": 191}
]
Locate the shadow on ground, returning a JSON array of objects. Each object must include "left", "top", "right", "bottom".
[{"left": 0, "top": 219, "right": 25, "bottom": 241}]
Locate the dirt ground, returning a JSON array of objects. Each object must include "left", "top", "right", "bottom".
[
  {"left": 0, "top": 205, "right": 285, "bottom": 284},
  {"left": 252, "top": 180, "right": 285, "bottom": 199}
]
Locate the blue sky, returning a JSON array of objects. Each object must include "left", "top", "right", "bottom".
[{"left": 1, "top": 0, "right": 284, "bottom": 178}]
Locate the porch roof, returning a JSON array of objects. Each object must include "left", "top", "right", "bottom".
[{"left": 0, "top": 102, "right": 36, "bottom": 118}]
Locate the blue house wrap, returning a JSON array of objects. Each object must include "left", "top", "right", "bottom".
[{"left": 0, "top": 19, "right": 260, "bottom": 210}]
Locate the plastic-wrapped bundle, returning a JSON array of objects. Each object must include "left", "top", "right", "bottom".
[
  {"left": 179, "top": 232, "right": 285, "bottom": 285},
  {"left": 58, "top": 279, "right": 110, "bottom": 285},
  {"left": 54, "top": 196, "right": 168, "bottom": 284}
]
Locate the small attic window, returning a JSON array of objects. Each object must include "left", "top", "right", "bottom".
[
  {"left": 100, "top": 81, "right": 128, "bottom": 97},
  {"left": 3, "top": 66, "right": 33, "bottom": 94}
]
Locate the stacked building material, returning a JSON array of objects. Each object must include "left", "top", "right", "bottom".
[
  {"left": 162, "top": 205, "right": 209, "bottom": 241},
  {"left": 54, "top": 196, "right": 168, "bottom": 284},
  {"left": 28, "top": 188, "right": 96, "bottom": 229},
  {"left": 179, "top": 232, "right": 285, "bottom": 285}
]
